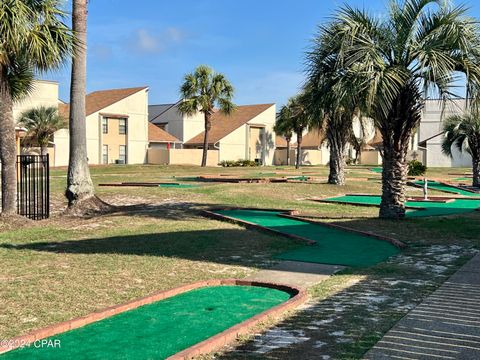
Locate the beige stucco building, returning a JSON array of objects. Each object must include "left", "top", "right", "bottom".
[
  {"left": 13, "top": 80, "right": 150, "bottom": 167},
  {"left": 149, "top": 103, "right": 277, "bottom": 165},
  {"left": 13, "top": 80, "right": 60, "bottom": 154},
  {"left": 57, "top": 87, "right": 149, "bottom": 166}
]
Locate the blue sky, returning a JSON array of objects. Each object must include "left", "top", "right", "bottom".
[{"left": 46, "top": 0, "right": 480, "bottom": 106}]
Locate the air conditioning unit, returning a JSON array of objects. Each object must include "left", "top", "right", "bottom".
[{"left": 115, "top": 159, "right": 125, "bottom": 165}]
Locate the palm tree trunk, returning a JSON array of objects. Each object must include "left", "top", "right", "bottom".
[
  {"left": 379, "top": 145, "right": 408, "bottom": 219},
  {"left": 286, "top": 139, "right": 290, "bottom": 166},
  {"left": 328, "top": 142, "right": 346, "bottom": 185},
  {"left": 473, "top": 156, "right": 480, "bottom": 188},
  {"left": 201, "top": 112, "right": 211, "bottom": 167},
  {"left": 296, "top": 132, "right": 302, "bottom": 169},
  {"left": 0, "top": 66, "right": 17, "bottom": 216},
  {"left": 65, "top": 0, "right": 94, "bottom": 207},
  {"left": 327, "top": 124, "right": 346, "bottom": 185},
  {"left": 41, "top": 145, "right": 48, "bottom": 156}
]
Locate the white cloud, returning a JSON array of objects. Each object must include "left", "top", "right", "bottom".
[{"left": 127, "top": 27, "right": 187, "bottom": 54}]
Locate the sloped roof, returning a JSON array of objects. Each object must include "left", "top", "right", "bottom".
[
  {"left": 276, "top": 130, "right": 325, "bottom": 149},
  {"left": 419, "top": 131, "right": 443, "bottom": 145},
  {"left": 58, "top": 103, "right": 69, "bottom": 119},
  {"left": 149, "top": 103, "right": 177, "bottom": 122},
  {"left": 276, "top": 135, "right": 290, "bottom": 148},
  {"left": 148, "top": 123, "right": 180, "bottom": 143},
  {"left": 301, "top": 130, "right": 326, "bottom": 148},
  {"left": 185, "top": 104, "right": 274, "bottom": 145},
  {"left": 367, "top": 130, "right": 383, "bottom": 148},
  {"left": 58, "top": 87, "right": 148, "bottom": 118}
]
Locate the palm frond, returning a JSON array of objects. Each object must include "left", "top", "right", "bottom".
[{"left": 178, "top": 65, "right": 236, "bottom": 116}]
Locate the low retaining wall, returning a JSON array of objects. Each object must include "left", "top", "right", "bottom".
[{"left": 148, "top": 148, "right": 219, "bottom": 166}]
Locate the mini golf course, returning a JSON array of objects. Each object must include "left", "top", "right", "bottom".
[
  {"left": 1, "top": 285, "right": 293, "bottom": 360},
  {"left": 213, "top": 209, "right": 400, "bottom": 267},
  {"left": 318, "top": 195, "right": 480, "bottom": 217},
  {"left": 99, "top": 182, "right": 198, "bottom": 188},
  {"left": 412, "top": 180, "right": 480, "bottom": 197}
]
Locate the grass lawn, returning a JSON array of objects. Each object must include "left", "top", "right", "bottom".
[{"left": 1, "top": 164, "right": 479, "bottom": 359}]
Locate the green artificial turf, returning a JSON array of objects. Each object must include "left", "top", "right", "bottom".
[
  {"left": 370, "top": 167, "right": 383, "bottom": 173},
  {"left": 159, "top": 183, "right": 197, "bottom": 188},
  {"left": 323, "top": 195, "right": 480, "bottom": 217},
  {"left": 1, "top": 285, "right": 289, "bottom": 360},
  {"left": 287, "top": 176, "right": 309, "bottom": 181},
  {"left": 414, "top": 180, "right": 480, "bottom": 197},
  {"left": 215, "top": 209, "right": 399, "bottom": 267}
]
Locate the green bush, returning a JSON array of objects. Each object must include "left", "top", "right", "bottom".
[
  {"left": 408, "top": 160, "right": 427, "bottom": 176},
  {"left": 219, "top": 159, "right": 259, "bottom": 167}
]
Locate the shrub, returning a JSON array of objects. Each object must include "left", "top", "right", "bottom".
[
  {"left": 408, "top": 160, "right": 427, "bottom": 176},
  {"left": 219, "top": 159, "right": 259, "bottom": 167}
]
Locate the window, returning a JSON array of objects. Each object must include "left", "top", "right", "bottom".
[
  {"left": 102, "top": 118, "right": 108, "bottom": 134},
  {"left": 102, "top": 145, "right": 108, "bottom": 164},
  {"left": 119, "top": 145, "right": 127, "bottom": 164},
  {"left": 119, "top": 118, "right": 127, "bottom": 135}
]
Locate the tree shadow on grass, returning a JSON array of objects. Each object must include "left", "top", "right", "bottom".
[{"left": 0, "top": 228, "right": 297, "bottom": 269}]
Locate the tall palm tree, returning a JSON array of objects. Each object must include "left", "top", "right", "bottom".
[
  {"left": 279, "top": 95, "right": 311, "bottom": 170},
  {"left": 178, "top": 65, "right": 235, "bottom": 167},
  {"left": 274, "top": 112, "right": 294, "bottom": 166},
  {"left": 442, "top": 112, "right": 480, "bottom": 187},
  {"left": 65, "top": 0, "right": 95, "bottom": 209},
  {"left": 0, "top": 0, "right": 73, "bottom": 216},
  {"left": 307, "top": 0, "right": 480, "bottom": 218},
  {"left": 19, "top": 106, "right": 67, "bottom": 155}
]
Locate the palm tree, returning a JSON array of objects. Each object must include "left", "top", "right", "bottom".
[
  {"left": 19, "top": 106, "right": 67, "bottom": 155},
  {"left": 303, "top": 79, "right": 365, "bottom": 185},
  {"left": 279, "top": 95, "right": 311, "bottom": 170},
  {"left": 65, "top": 0, "right": 95, "bottom": 209},
  {"left": 274, "top": 112, "right": 294, "bottom": 166},
  {"left": 442, "top": 112, "right": 480, "bottom": 187},
  {"left": 178, "top": 65, "right": 235, "bottom": 167},
  {"left": 0, "top": 0, "right": 73, "bottom": 215},
  {"left": 307, "top": 0, "right": 480, "bottom": 218}
]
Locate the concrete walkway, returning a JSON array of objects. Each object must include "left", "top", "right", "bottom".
[
  {"left": 247, "top": 261, "right": 344, "bottom": 288},
  {"left": 365, "top": 253, "right": 480, "bottom": 360}
]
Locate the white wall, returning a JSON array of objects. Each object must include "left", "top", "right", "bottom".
[
  {"left": 151, "top": 103, "right": 205, "bottom": 142},
  {"left": 13, "top": 80, "right": 59, "bottom": 121},
  {"left": 421, "top": 99, "right": 471, "bottom": 167}
]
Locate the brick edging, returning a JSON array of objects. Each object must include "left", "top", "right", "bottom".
[
  {"left": 407, "top": 180, "right": 479, "bottom": 195},
  {"left": 0, "top": 280, "right": 306, "bottom": 358},
  {"left": 308, "top": 195, "right": 428, "bottom": 211},
  {"left": 167, "top": 280, "right": 307, "bottom": 360}
]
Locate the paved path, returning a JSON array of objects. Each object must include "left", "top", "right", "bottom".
[
  {"left": 247, "top": 261, "right": 344, "bottom": 288},
  {"left": 365, "top": 253, "right": 480, "bottom": 360}
]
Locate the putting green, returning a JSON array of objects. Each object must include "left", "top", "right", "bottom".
[
  {"left": 322, "top": 195, "right": 480, "bottom": 217},
  {"left": 414, "top": 180, "right": 480, "bottom": 197},
  {"left": 159, "top": 183, "right": 197, "bottom": 188},
  {"left": 287, "top": 176, "right": 309, "bottom": 181},
  {"left": 215, "top": 209, "right": 399, "bottom": 267},
  {"left": 1, "top": 285, "right": 290, "bottom": 360}
]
